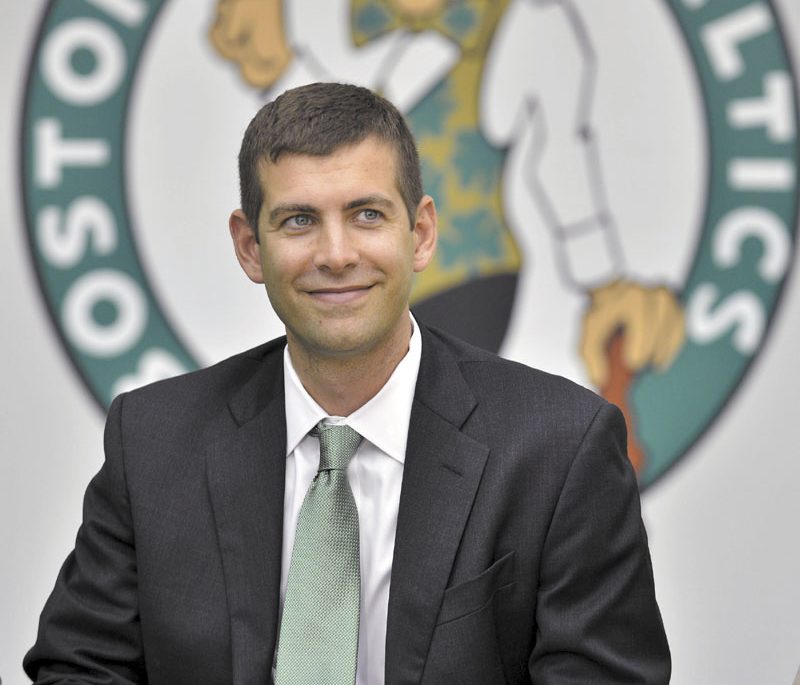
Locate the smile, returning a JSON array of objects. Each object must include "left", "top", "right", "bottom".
[{"left": 306, "top": 286, "right": 372, "bottom": 305}]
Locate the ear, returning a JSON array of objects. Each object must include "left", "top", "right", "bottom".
[
  {"left": 229, "top": 209, "right": 265, "bottom": 284},
  {"left": 412, "top": 194, "right": 438, "bottom": 273}
]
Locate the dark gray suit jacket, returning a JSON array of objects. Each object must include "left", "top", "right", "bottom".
[{"left": 26, "top": 324, "right": 670, "bottom": 683}]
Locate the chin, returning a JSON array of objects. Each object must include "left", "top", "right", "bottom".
[{"left": 300, "top": 330, "right": 369, "bottom": 357}]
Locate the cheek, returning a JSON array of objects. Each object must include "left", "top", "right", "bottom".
[
  {"left": 370, "top": 235, "right": 415, "bottom": 268},
  {"left": 260, "top": 262, "right": 293, "bottom": 304},
  {"left": 261, "top": 246, "right": 301, "bottom": 283}
]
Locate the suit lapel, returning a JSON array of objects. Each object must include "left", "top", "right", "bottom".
[
  {"left": 206, "top": 346, "right": 287, "bottom": 685},
  {"left": 385, "top": 328, "right": 489, "bottom": 685}
]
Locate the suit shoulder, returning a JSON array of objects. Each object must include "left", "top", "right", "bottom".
[
  {"left": 423, "top": 324, "right": 609, "bottom": 436},
  {"left": 115, "top": 337, "right": 285, "bottom": 417}
]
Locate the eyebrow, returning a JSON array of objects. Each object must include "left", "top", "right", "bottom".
[
  {"left": 268, "top": 203, "right": 316, "bottom": 224},
  {"left": 343, "top": 195, "right": 395, "bottom": 211}
]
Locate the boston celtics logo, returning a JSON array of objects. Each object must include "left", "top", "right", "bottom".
[{"left": 21, "top": 0, "right": 798, "bottom": 489}]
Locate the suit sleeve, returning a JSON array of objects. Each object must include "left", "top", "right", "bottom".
[
  {"left": 24, "top": 393, "right": 146, "bottom": 684},
  {"left": 528, "top": 402, "right": 671, "bottom": 684}
]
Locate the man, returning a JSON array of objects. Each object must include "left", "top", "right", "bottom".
[{"left": 26, "top": 82, "right": 670, "bottom": 684}]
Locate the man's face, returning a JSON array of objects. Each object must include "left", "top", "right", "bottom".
[{"left": 231, "top": 136, "right": 436, "bottom": 364}]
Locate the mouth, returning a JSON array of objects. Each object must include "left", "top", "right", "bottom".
[{"left": 306, "top": 285, "right": 373, "bottom": 305}]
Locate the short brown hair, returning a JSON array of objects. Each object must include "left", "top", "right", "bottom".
[{"left": 238, "top": 82, "right": 423, "bottom": 232}]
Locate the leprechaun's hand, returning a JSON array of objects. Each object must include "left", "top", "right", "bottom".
[
  {"left": 581, "top": 279, "right": 685, "bottom": 388},
  {"left": 210, "top": 0, "right": 292, "bottom": 89}
]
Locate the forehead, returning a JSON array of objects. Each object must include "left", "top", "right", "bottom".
[{"left": 257, "top": 137, "right": 401, "bottom": 201}]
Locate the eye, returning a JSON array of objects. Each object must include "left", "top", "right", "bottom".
[
  {"left": 357, "top": 208, "right": 382, "bottom": 222},
  {"left": 283, "top": 214, "right": 313, "bottom": 229}
]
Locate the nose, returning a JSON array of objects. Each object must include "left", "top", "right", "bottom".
[{"left": 312, "top": 222, "right": 359, "bottom": 272}]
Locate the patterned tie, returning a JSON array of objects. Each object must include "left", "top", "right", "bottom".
[{"left": 275, "top": 422, "right": 363, "bottom": 685}]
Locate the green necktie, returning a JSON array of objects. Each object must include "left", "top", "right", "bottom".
[{"left": 275, "top": 422, "right": 363, "bottom": 685}]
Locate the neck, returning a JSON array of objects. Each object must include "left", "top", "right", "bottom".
[{"left": 288, "top": 317, "right": 413, "bottom": 416}]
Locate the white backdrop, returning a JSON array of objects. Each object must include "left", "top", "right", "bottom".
[{"left": 2, "top": 2, "right": 799, "bottom": 683}]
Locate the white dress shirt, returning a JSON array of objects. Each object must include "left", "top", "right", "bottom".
[{"left": 277, "top": 316, "right": 422, "bottom": 685}]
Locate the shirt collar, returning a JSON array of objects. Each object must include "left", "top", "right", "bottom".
[{"left": 283, "top": 315, "right": 422, "bottom": 464}]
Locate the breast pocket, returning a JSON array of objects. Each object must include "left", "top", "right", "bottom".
[
  {"left": 424, "top": 552, "right": 517, "bottom": 684},
  {"left": 437, "top": 550, "right": 516, "bottom": 625}
]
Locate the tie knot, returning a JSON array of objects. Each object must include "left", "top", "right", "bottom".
[{"left": 312, "top": 422, "right": 362, "bottom": 471}]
